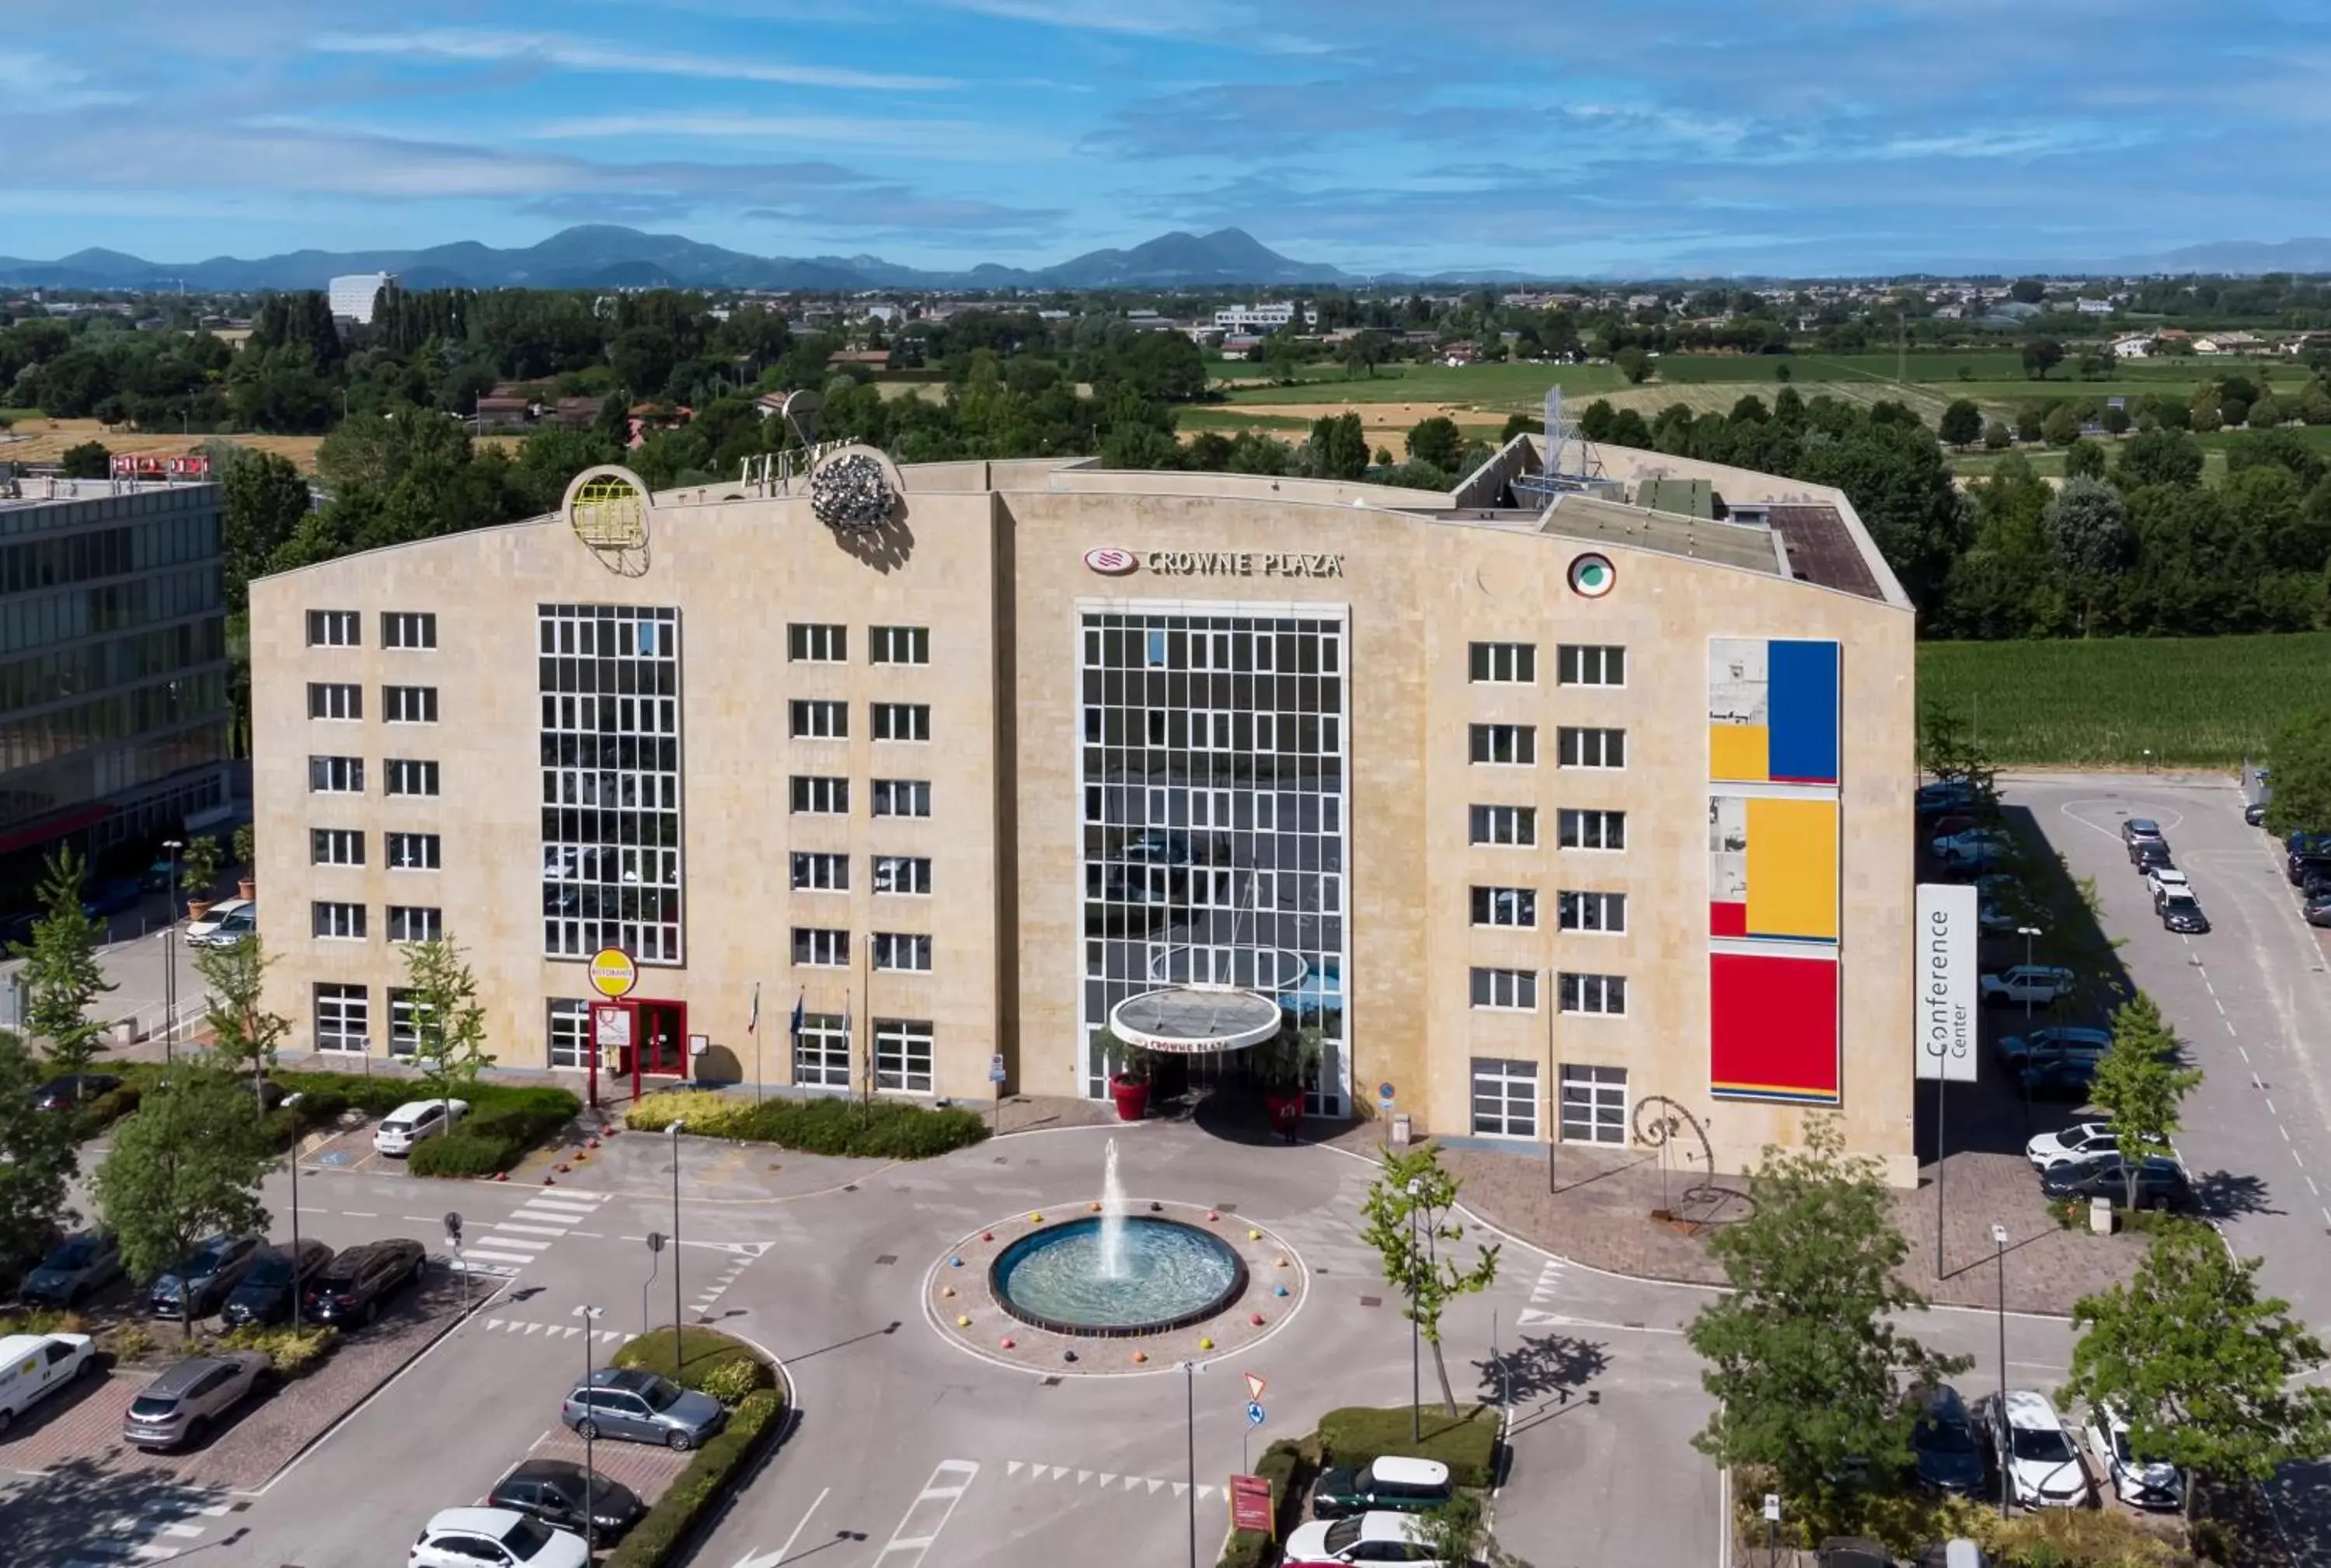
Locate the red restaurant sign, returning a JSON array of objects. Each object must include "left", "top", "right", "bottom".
[{"left": 1228, "top": 1474, "right": 1274, "bottom": 1535}]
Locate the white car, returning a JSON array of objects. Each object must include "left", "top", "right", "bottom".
[
  {"left": 2026, "top": 1120, "right": 2117, "bottom": 1168},
  {"left": 409, "top": 1507, "right": 587, "bottom": 1568},
  {"left": 1980, "top": 966, "right": 2076, "bottom": 1008},
  {"left": 374, "top": 1099, "right": 470, "bottom": 1156},
  {"left": 2084, "top": 1402, "right": 2183, "bottom": 1511},
  {"left": 1991, "top": 1389, "right": 2089, "bottom": 1509},
  {"left": 0, "top": 1332, "right": 98, "bottom": 1436},
  {"left": 184, "top": 897, "right": 256, "bottom": 947},
  {"left": 1284, "top": 1511, "right": 1444, "bottom": 1567},
  {"left": 2145, "top": 867, "right": 2190, "bottom": 910}
]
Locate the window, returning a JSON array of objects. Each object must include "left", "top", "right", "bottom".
[
  {"left": 1558, "top": 809, "right": 1626, "bottom": 851},
  {"left": 313, "top": 984, "right": 368, "bottom": 1052},
  {"left": 1471, "top": 1058, "right": 1538, "bottom": 1138},
  {"left": 792, "top": 852, "right": 848, "bottom": 891},
  {"left": 548, "top": 998, "right": 592, "bottom": 1069},
  {"left": 308, "top": 681, "right": 361, "bottom": 720},
  {"left": 789, "top": 699, "right": 847, "bottom": 740},
  {"left": 792, "top": 926, "right": 849, "bottom": 967},
  {"left": 312, "top": 901, "right": 366, "bottom": 940},
  {"left": 386, "top": 831, "right": 440, "bottom": 869},
  {"left": 872, "top": 703, "right": 930, "bottom": 742},
  {"left": 871, "top": 779, "right": 931, "bottom": 818},
  {"left": 870, "top": 625, "right": 929, "bottom": 665},
  {"left": 875, "top": 1018, "right": 934, "bottom": 1093},
  {"left": 387, "top": 905, "right": 442, "bottom": 943},
  {"left": 311, "top": 828, "right": 364, "bottom": 866},
  {"left": 1557, "top": 727, "right": 1625, "bottom": 769},
  {"left": 1558, "top": 890, "right": 1626, "bottom": 933},
  {"left": 1469, "top": 967, "right": 1538, "bottom": 1010},
  {"left": 1469, "top": 723, "right": 1536, "bottom": 765},
  {"left": 872, "top": 932, "right": 932, "bottom": 971},
  {"left": 1468, "top": 642, "right": 1535, "bottom": 684},
  {"left": 873, "top": 855, "right": 932, "bottom": 894},
  {"left": 1560, "top": 1064, "right": 1627, "bottom": 1142},
  {"left": 308, "top": 754, "right": 364, "bottom": 794},
  {"left": 795, "top": 1012, "right": 850, "bottom": 1087},
  {"left": 1468, "top": 805, "right": 1536, "bottom": 846},
  {"left": 790, "top": 775, "right": 848, "bottom": 815},
  {"left": 1469, "top": 886, "right": 1537, "bottom": 928},
  {"left": 307, "top": 610, "right": 359, "bottom": 647},
  {"left": 382, "top": 612, "right": 437, "bottom": 650},
  {"left": 788, "top": 622, "right": 845, "bottom": 663},
  {"left": 1558, "top": 644, "right": 1626, "bottom": 687},
  {"left": 387, "top": 988, "right": 434, "bottom": 1058},
  {"left": 385, "top": 758, "right": 440, "bottom": 796},
  {"left": 1559, "top": 972, "right": 1628, "bottom": 1016},
  {"left": 384, "top": 685, "right": 438, "bottom": 723}
]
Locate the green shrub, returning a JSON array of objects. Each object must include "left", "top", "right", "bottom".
[
  {"left": 611, "top": 1326, "right": 772, "bottom": 1396},
  {"left": 695, "top": 1357, "right": 765, "bottom": 1406},
  {"left": 70, "top": 1082, "right": 141, "bottom": 1140},
  {"left": 0, "top": 1308, "right": 86, "bottom": 1337},
  {"left": 628, "top": 1089, "right": 761, "bottom": 1139},
  {"left": 1219, "top": 1437, "right": 1315, "bottom": 1568},
  {"left": 629, "top": 1091, "right": 987, "bottom": 1159},
  {"left": 214, "top": 1323, "right": 338, "bottom": 1378},
  {"left": 607, "top": 1389, "right": 784, "bottom": 1568},
  {"left": 1316, "top": 1406, "right": 1499, "bottom": 1489},
  {"left": 407, "top": 1128, "right": 516, "bottom": 1176}
]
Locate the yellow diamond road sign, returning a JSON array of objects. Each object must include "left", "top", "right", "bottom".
[{"left": 588, "top": 947, "right": 639, "bottom": 999}]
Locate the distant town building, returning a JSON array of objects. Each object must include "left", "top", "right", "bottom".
[
  {"left": 1212, "top": 303, "right": 1317, "bottom": 332},
  {"left": 328, "top": 272, "right": 396, "bottom": 326}
]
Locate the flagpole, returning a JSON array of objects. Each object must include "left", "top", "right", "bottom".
[{"left": 751, "top": 981, "right": 762, "bottom": 1105}]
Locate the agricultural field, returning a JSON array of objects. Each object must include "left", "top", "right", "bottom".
[
  {"left": 1943, "top": 423, "right": 2331, "bottom": 485},
  {"left": 1916, "top": 632, "right": 2331, "bottom": 767}
]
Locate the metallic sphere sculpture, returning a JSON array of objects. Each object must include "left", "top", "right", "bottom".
[{"left": 810, "top": 450, "right": 897, "bottom": 533}]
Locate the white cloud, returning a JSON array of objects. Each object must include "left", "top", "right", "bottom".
[
  {"left": 525, "top": 112, "right": 1059, "bottom": 159},
  {"left": 0, "top": 49, "right": 132, "bottom": 108},
  {"left": 310, "top": 28, "right": 956, "bottom": 92}
]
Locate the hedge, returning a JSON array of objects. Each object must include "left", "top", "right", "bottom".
[
  {"left": 606, "top": 1389, "right": 784, "bottom": 1568},
  {"left": 1316, "top": 1405, "right": 1499, "bottom": 1489},
  {"left": 611, "top": 1326, "right": 773, "bottom": 1397},
  {"left": 1220, "top": 1437, "right": 1315, "bottom": 1568},
  {"left": 70, "top": 1082, "right": 141, "bottom": 1140},
  {"left": 627, "top": 1089, "right": 988, "bottom": 1159}
]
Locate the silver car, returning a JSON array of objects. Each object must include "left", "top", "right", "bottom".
[
  {"left": 123, "top": 1351, "right": 269, "bottom": 1449},
  {"left": 559, "top": 1368, "right": 726, "bottom": 1451}
]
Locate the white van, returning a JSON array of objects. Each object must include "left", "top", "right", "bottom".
[{"left": 0, "top": 1332, "right": 97, "bottom": 1435}]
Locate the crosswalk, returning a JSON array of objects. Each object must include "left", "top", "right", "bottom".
[
  {"left": 61, "top": 1489, "right": 232, "bottom": 1567},
  {"left": 1004, "top": 1460, "right": 1221, "bottom": 1501},
  {"left": 482, "top": 1316, "right": 629, "bottom": 1343},
  {"left": 458, "top": 1190, "right": 609, "bottom": 1277},
  {"left": 1518, "top": 1258, "right": 1568, "bottom": 1328}
]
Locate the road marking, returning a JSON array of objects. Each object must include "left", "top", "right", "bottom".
[
  {"left": 2307, "top": 1176, "right": 2319, "bottom": 1196},
  {"left": 490, "top": 1222, "right": 570, "bottom": 1236},
  {"left": 478, "top": 1235, "right": 552, "bottom": 1250},
  {"left": 730, "top": 1485, "right": 830, "bottom": 1568},
  {"left": 2240, "top": 1046, "right": 2252, "bottom": 1063},
  {"left": 1004, "top": 1461, "right": 1214, "bottom": 1497},
  {"left": 460, "top": 1249, "right": 542, "bottom": 1267},
  {"left": 873, "top": 1461, "right": 979, "bottom": 1568},
  {"left": 341, "top": 1210, "right": 378, "bottom": 1218},
  {"left": 2266, "top": 1096, "right": 2279, "bottom": 1113},
  {"left": 2282, "top": 1126, "right": 2293, "bottom": 1142}
]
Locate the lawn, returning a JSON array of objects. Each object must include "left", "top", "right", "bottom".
[{"left": 1916, "top": 632, "right": 2331, "bottom": 766}]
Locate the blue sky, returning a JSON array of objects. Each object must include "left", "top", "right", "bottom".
[{"left": 3, "top": 0, "right": 2326, "bottom": 275}]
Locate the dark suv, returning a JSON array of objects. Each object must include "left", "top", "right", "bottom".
[
  {"left": 300, "top": 1239, "right": 424, "bottom": 1326},
  {"left": 148, "top": 1235, "right": 263, "bottom": 1320},
  {"left": 221, "top": 1239, "right": 335, "bottom": 1327}
]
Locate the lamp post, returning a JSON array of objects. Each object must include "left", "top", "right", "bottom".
[
  {"left": 2016, "top": 926, "right": 2044, "bottom": 1025},
  {"left": 643, "top": 1232, "right": 664, "bottom": 1343},
  {"left": 1992, "top": 1221, "right": 2011, "bottom": 1520},
  {"left": 574, "top": 1304, "right": 605, "bottom": 1556},
  {"left": 1179, "top": 1359, "right": 1203, "bottom": 1568},
  {"left": 666, "top": 1120, "right": 685, "bottom": 1371},
  {"left": 161, "top": 838, "right": 183, "bottom": 1064},
  {"left": 1406, "top": 1176, "right": 1423, "bottom": 1443}
]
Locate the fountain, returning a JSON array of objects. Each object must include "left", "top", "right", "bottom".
[{"left": 1098, "top": 1138, "right": 1128, "bottom": 1279}]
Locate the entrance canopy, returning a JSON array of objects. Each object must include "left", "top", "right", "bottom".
[{"left": 1109, "top": 984, "right": 1284, "bottom": 1056}]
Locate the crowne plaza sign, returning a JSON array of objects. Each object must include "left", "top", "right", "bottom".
[{"left": 1087, "top": 547, "right": 1344, "bottom": 578}]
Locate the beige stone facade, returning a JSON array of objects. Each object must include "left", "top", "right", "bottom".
[{"left": 248, "top": 440, "right": 1918, "bottom": 1180}]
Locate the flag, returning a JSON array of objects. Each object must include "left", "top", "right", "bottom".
[
  {"left": 789, "top": 988, "right": 805, "bottom": 1037},
  {"left": 747, "top": 981, "right": 760, "bottom": 1036}
]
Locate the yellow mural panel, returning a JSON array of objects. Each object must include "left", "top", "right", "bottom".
[{"left": 1745, "top": 796, "right": 1837, "bottom": 939}]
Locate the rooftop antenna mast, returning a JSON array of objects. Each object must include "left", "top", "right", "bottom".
[{"left": 1510, "top": 382, "right": 1602, "bottom": 505}]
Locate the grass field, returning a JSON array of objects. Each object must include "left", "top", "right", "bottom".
[{"left": 1916, "top": 632, "right": 2330, "bottom": 766}]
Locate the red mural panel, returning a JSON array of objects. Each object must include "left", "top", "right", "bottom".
[
  {"left": 1709, "top": 951, "right": 1841, "bottom": 1103},
  {"left": 1709, "top": 901, "right": 1747, "bottom": 938}
]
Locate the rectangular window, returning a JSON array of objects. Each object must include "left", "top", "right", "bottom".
[
  {"left": 548, "top": 998, "right": 591, "bottom": 1069},
  {"left": 307, "top": 681, "right": 361, "bottom": 720},
  {"left": 1468, "top": 804, "right": 1536, "bottom": 846},
  {"left": 1559, "top": 972, "right": 1629, "bottom": 1016},
  {"left": 875, "top": 1017, "right": 934, "bottom": 1094},
  {"left": 869, "top": 625, "right": 929, "bottom": 665},
  {"left": 1557, "top": 727, "right": 1626, "bottom": 769},
  {"left": 385, "top": 831, "right": 440, "bottom": 870},
  {"left": 1558, "top": 890, "right": 1627, "bottom": 934},
  {"left": 794, "top": 1012, "right": 851, "bottom": 1087},
  {"left": 872, "top": 932, "right": 933, "bottom": 971},
  {"left": 792, "top": 926, "right": 849, "bottom": 967},
  {"left": 1469, "top": 723, "right": 1537, "bottom": 765},
  {"left": 1558, "top": 809, "right": 1627, "bottom": 851},
  {"left": 1560, "top": 1064, "right": 1628, "bottom": 1142},
  {"left": 313, "top": 983, "right": 368, "bottom": 1052},
  {"left": 384, "top": 685, "right": 438, "bottom": 723},
  {"left": 386, "top": 905, "right": 442, "bottom": 943},
  {"left": 872, "top": 702, "right": 930, "bottom": 742},
  {"left": 310, "top": 828, "right": 364, "bottom": 866},
  {"left": 789, "top": 699, "right": 848, "bottom": 740},
  {"left": 385, "top": 758, "right": 440, "bottom": 796},
  {"left": 382, "top": 612, "right": 437, "bottom": 650},
  {"left": 1468, "top": 641, "right": 1536, "bottom": 684},
  {"left": 788, "top": 622, "right": 845, "bottom": 663},
  {"left": 308, "top": 754, "right": 364, "bottom": 794},
  {"left": 387, "top": 988, "right": 434, "bottom": 1058},
  {"left": 1468, "top": 967, "right": 1538, "bottom": 1010},
  {"left": 873, "top": 855, "right": 932, "bottom": 895},
  {"left": 871, "top": 779, "right": 931, "bottom": 818},
  {"left": 307, "top": 610, "right": 359, "bottom": 647},
  {"left": 1558, "top": 644, "right": 1626, "bottom": 687},
  {"left": 312, "top": 901, "right": 366, "bottom": 940},
  {"left": 1470, "top": 1058, "right": 1539, "bottom": 1138},
  {"left": 1469, "top": 886, "right": 1537, "bottom": 928},
  {"left": 791, "top": 852, "right": 849, "bottom": 891},
  {"left": 790, "top": 775, "right": 848, "bottom": 815}
]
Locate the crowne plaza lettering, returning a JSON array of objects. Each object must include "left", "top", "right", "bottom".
[{"left": 1141, "top": 550, "right": 1344, "bottom": 578}]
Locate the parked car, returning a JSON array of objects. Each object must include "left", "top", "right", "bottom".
[
  {"left": 1283, "top": 1511, "right": 1443, "bottom": 1568},
  {"left": 2040, "top": 1154, "right": 2189, "bottom": 1210},
  {"left": 2160, "top": 894, "right": 2211, "bottom": 935},
  {"left": 2286, "top": 831, "right": 2331, "bottom": 858},
  {"left": 1932, "top": 828, "right": 2015, "bottom": 865},
  {"left": 301, "top": 1238, "right": 424, "bottom": 1326},
  {"left": 1925, "top": 814, "right": 1977, "bottom": 840},
  {"left": 1917, "top": 779, "right": 1977, "bottom": 816},
  {"left": 1979, "top": 966, "right": 2075, "bottom": 1008},
  {"left": 81, "top": 878, "right": 142, "bottom": 919},
  {"left": 148, "top": 1234, "right": 263, "bottom": 1320},
  {"left": 18, "top": 1232, "right": 123, "bottom": 1308},
  {"left": 560, "top": 1367, "right": 727, "bottom": 1452},
  {"left": 0, "top": 1333, "right": 98, "bottom": 1437},
  {"left": 121, "top": 1350, "right": 269, "bottom": 1450},
  {"left": 1988, "top": 1390, "right": 2089, "bottom": 1509},
  {"left": 2118, "top": 817, "right": 2165, "bottom": 848},
  {"left": 2026, "top": 1121, "right": 2116, "bottom": 1169},
  {"left": 2305, "top": 893, "right": 2331, "bottom": 929},
  {"left": 2245, "top": 800, "right": 2270, "bottom": 828},
  {"left": 1995, "top": 1026, "right": 2111, "bottom": 1069},
  {"left": 1312, "top": 1455, "right": 1454, "bottom": 1518},
  {"left": 1908, "top": 1385, "right": 1984, "bottom": 1496},
  {"left": 184, "top": 897, "right": 256, "bottom": 947},
  {"left": 374, "top": 1099, "right": 469, "bottom": 1155},
  {"left": 30, "top": 1073, "right": 122, "bottom": 1110},
  {"left": 2019, "top": 1055, "right": 2100, "bottom": 1099},
  {"left": 2143, "top": 866, "right": 2190, "bottom": 909},
  {"left": 2129, "top": 839, "right": 2173, "bottom": 873},
  {"left": 409, "top": 1507, "right": 588, "bottom": 1568},
  {"left": 486, "top": 1459, "right": 646, "bottom": 1543},
  {"left": 1977, "top": 899, "right": 2021, "bottom": 936},
  {"left": 220, "top": 1239, "right": 335, "bottom": 1327},
  {"left": 2298, "top": 868, "right": 2331, "bottom": 904},
  {"left": 2084, "top": 1402, "right": 2183, "bottom": 1511},
  {"left": 2287, "top": 852, "right": 2331, "bottom": 888}
]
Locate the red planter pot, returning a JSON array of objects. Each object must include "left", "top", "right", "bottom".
[{"left": 1110, "top": 1075, "right": 1150, "bottom": 1122}]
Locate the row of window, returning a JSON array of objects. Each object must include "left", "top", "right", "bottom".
[
  {"left": 0, "top": 618, "right": 226, "bottom": 719},
  {"left": 311, "top": 828, "right": 441, "bottom": 869},
  {"left": 0, "top": 564, "right": 219, "bottom": 657},
  {"left": 544, "top": 998, "right": 945, "bottom": 1094},
  {"left": 1469, "top": 725, "right": 1625, "bottom": 769},
  {"left": 1467, "top": 642, "right": 1626, "bottom": 688},
  {"left": 1469, "top": 887, "right": 1626, "bottom": 932},
  {"left": 791, "top": 853, "right": 932, "bottom": 894},
  {"left": 789, "top": 776, "right": 931, "bottom": 817},
  {"left": 313, "top": 984, "right": 438, "bottom": 1056},
  {"left": 307, "top": 610, "right": 437, "bottom": 649},
  {"left": 308, "top": 684, "right": 438, "bottom": 723},
  {"left": 790, "top": 928, "right": 934, "bottom": 970},
  {"left": 1468, "top": 807, "right": 1625, "bottom": 848},
  {"left": 1470, "top": 1058, "right": 1629, "bottom": 1144},
  {"left": 1087, "top": 706, "right": 1341, "bottom": 755},
  {"left": 786, "top": 623, "right": 930, "bottom": 665},
  {"left": 311, "top": 902, "right": 442, "bottom": 943},
  {"left": 1470, "top": 967, "right": 1629, "bottom": 1016},
  {"left": 788, "top": 702, "right": 931, "bottom": 742},
  {"left": 308, "top": 755, "right": 438, "bottom": 796}
]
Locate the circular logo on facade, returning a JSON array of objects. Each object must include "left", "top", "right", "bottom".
[
  {"left": 1085, "top": 547, "right": 1138, "bottom": 575},
  {"left": 587, "top": 947, "right": 639, "bottom": 999},
  {"left": 1568, "top": 552, "right": 1616, "bottom": 598}
]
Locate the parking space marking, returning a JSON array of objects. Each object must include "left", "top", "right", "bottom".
[{"left": 873, "top": 1460, "right": 979, "bottom": 1568}]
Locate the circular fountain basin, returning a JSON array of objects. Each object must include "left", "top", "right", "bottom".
[{"left": 990, "top": 1216, "right": 1248, "bottom": 1336}]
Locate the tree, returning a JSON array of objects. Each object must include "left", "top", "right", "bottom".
[
  {"left": 0, "top": 1028, "right": 77, "bottom": 1280},
  {"left": 9, "top": 847, "right": 115, "bottom": 1089},
  {"left": 1939, "top": 399, "right": 1982, "bottom": 449},
  {"left": 2118, "top": 428, "right": 2204, "bottom": 489},
  {"left": 2187, "top": 385, "right": 2224, "bottom": 433},
  {"left": 2041, "top": 476, "right": 2133, "bottom": 632},
  {"left": 1413, "top": 1491, "right": 1532, "bottom": 1568},
  {"left": 2248, "top": 392, "right": 2284, "bottom": 428},
  {"left": 2065, "top": 1221, "right": 2331, "bottom": 1515},
  {"left": 2102, "top": 402, "right": 2132, "bottom": 437},
  {"left": 2009, "top": 278, "right": 2047, "bottom": 305},
  {"left": 1686, "top": 1117, "right": 1969, "bottom": 1511},
  {"left": 398, "top": 935, "right": 495, "bottom": 1113},
  {"left": 2022, "top": 338, "right": 2066, "bottom": 380},
  {"left": 193, "top": 936, "right": 291, "bottom": 1111},
  {"left": 218, "top": 448, "right": 312, "bottom": 614},
  {"left": 2266, "top": 705, "right": 2331, "bottom": 837},
  {"left": 58, "top": 439, "right": 110, "bottom": 478},
  {"left": 1405, "top": 416, "right": 1465, "bottom": 470},
  {"left": 2040, "top": 403, "right": 2082, "bottom": 446},
  {"left": 2082, "top": 994, "right": 2200, "bottom": 1211},
  {"left": 2062, "top": 437, "right": 2106, "bottom": 479},
  {"left": 179, "top": 835, "right": 221, "bottom": 904},
  {"left": 1982, "top": 418, "right": 2012, "bottom": 451},
  {"left": 93, "top": 1067, "right": 273, "bottom": 1338},
  {"left": 1613, "top": 346, "right": 1651, "bottom": 385},
  {"left": 1359, "top": 1144, "right": 1500, "bottom": 1416},
  {"left": 1305, "top": 412, "right": 1368, "bottom": 481}
]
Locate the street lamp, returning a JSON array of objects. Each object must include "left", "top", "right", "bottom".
[
  {"left": 161, "top": 838, "right": 183, "bottom": 1064},
  {"left": 666, "top": 1120, "right": 685, "bottom": 1371},
  {"left": 1992, "top": 1221, "right": 2011, "bottom": 1520},
  {"left": 2016, "top": 926, "right": 2044, "bottom": 1025},
  {"left": 1179, "top": 1359, "right": 1204, "bottom": 1568},
  {"left": 574, "top": 1304, "right": 606, "bottom": 1556},
  {"left": 1406, "top": 1176, "right": 1423, "bottom": 1442}
]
